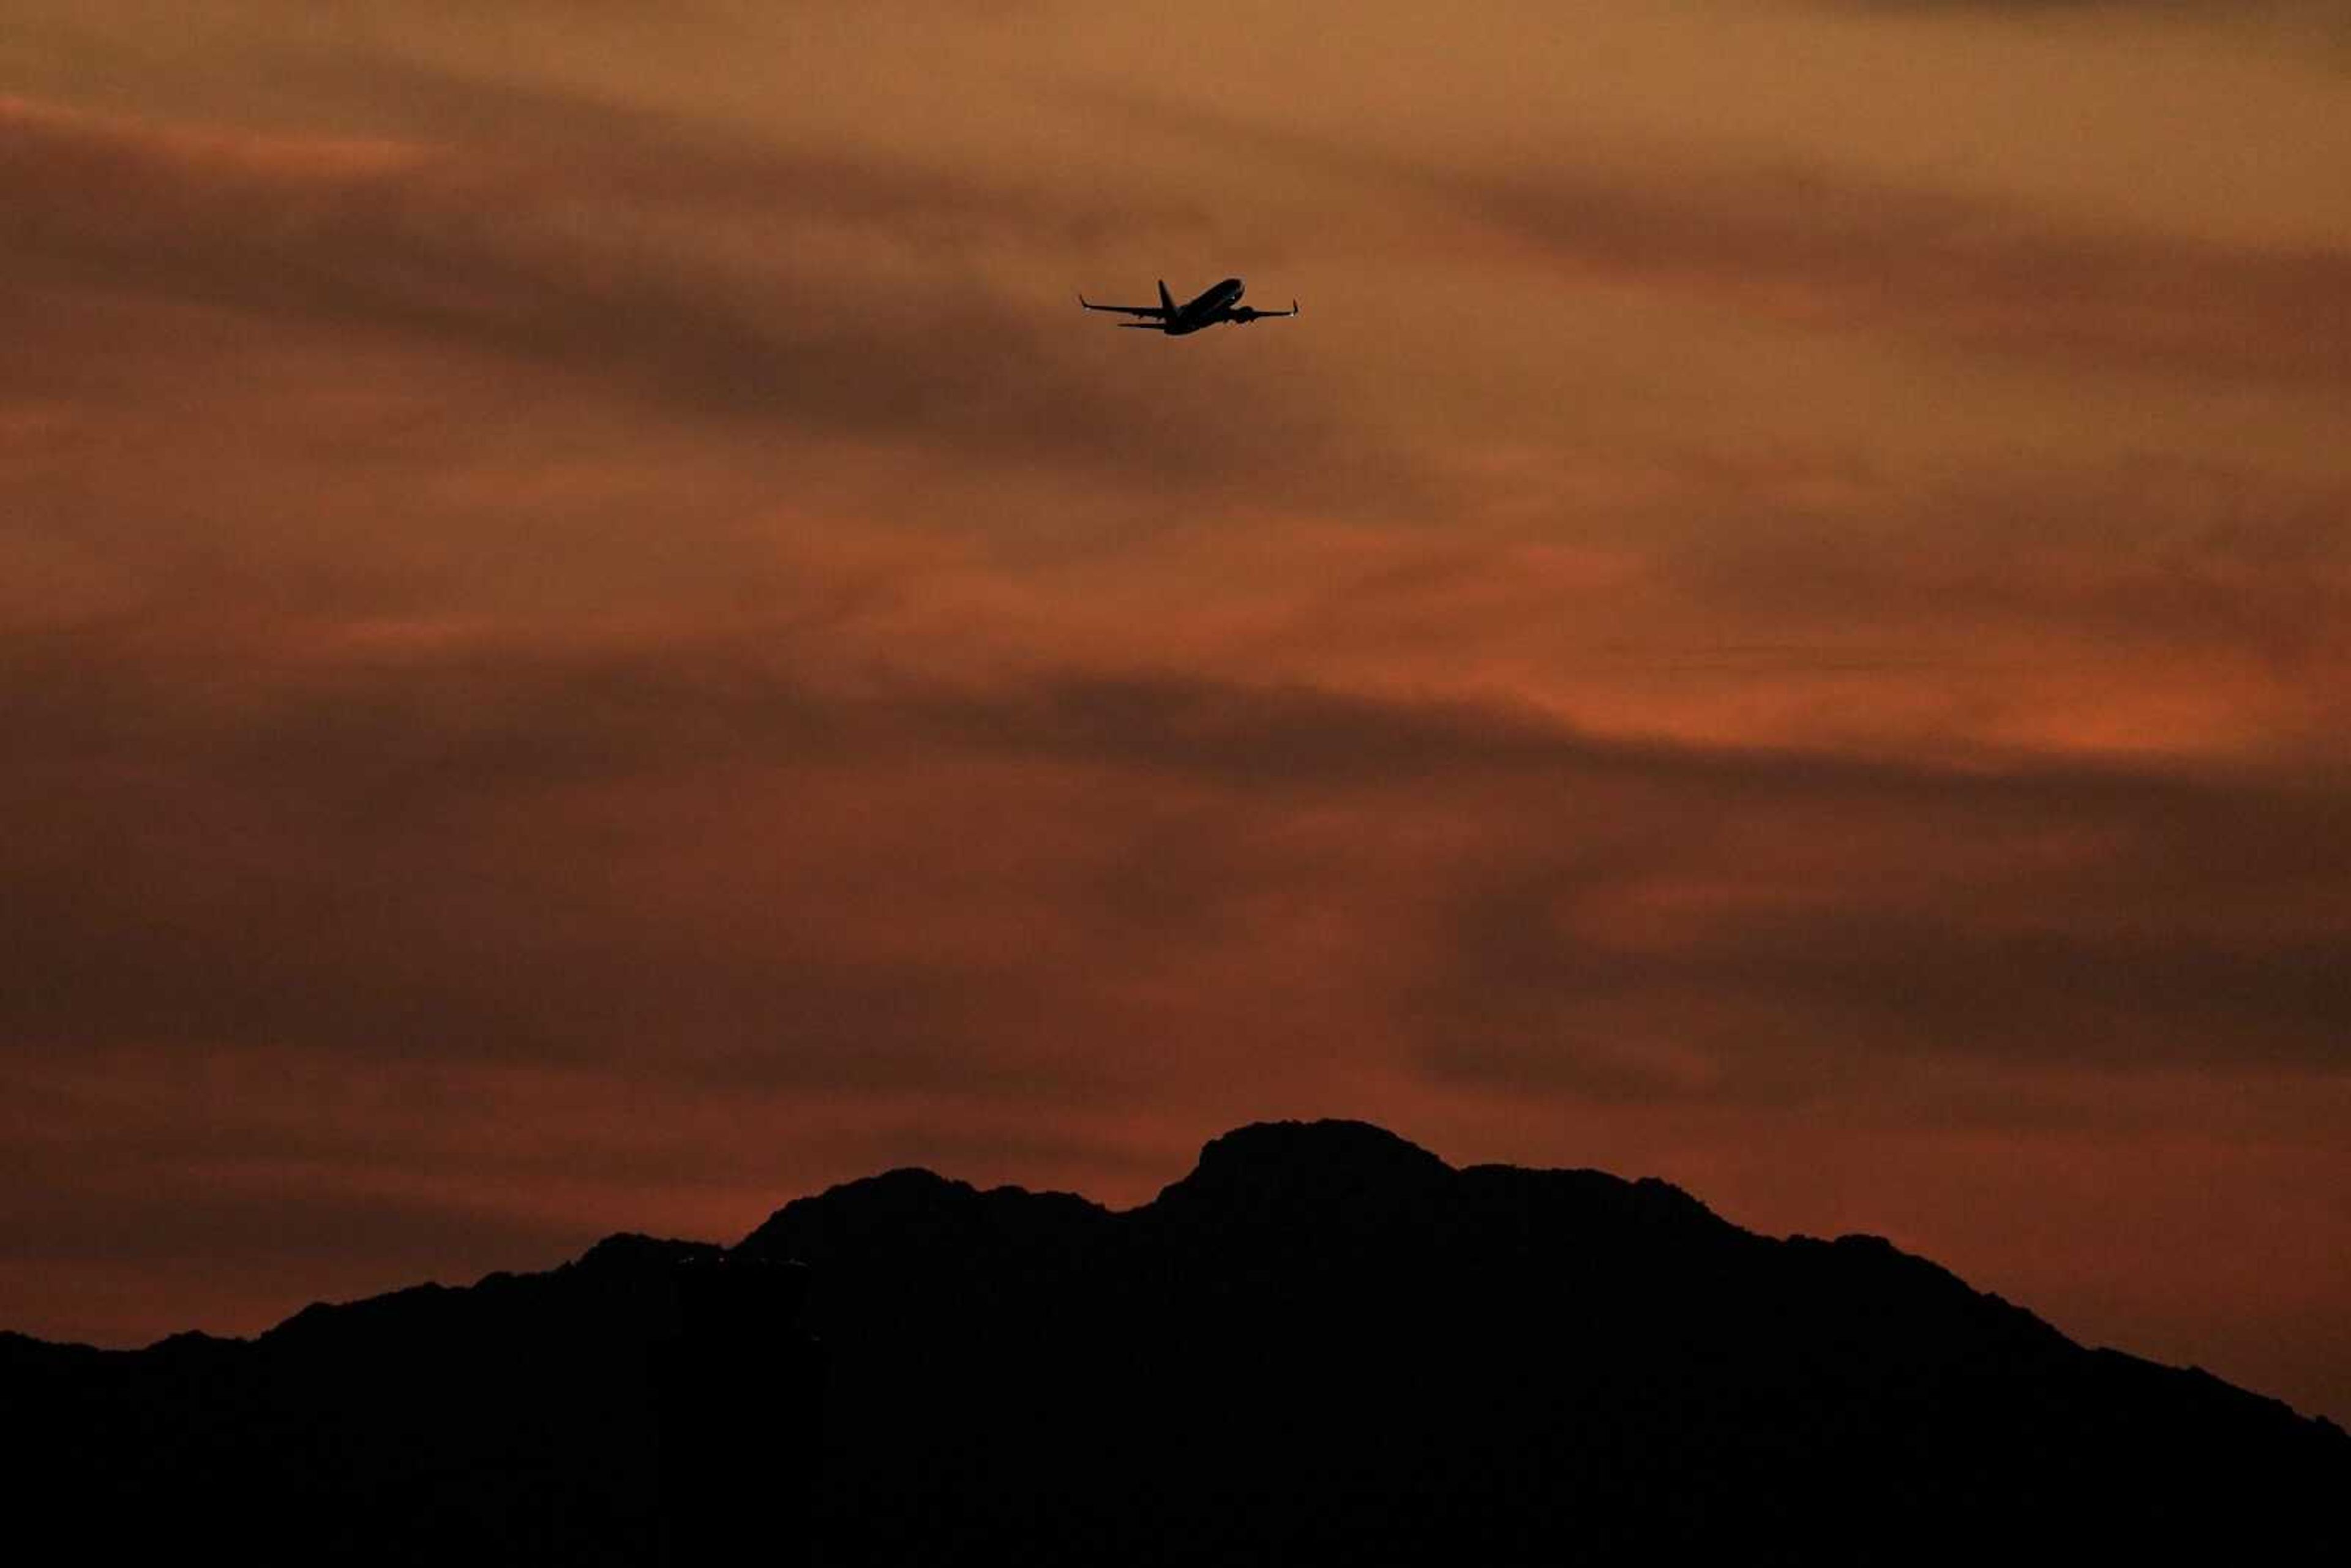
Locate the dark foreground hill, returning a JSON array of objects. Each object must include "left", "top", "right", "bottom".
[{"left": 8, "top": 1120, "right": 2344, "bottom": 1564}]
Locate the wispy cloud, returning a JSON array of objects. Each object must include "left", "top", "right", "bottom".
[
  {"left": 1066, "top": 84, "right": 2351, "bottom": 389},
  {"left": 0, "top": 96, "right": 1351, "bottom": 495}
]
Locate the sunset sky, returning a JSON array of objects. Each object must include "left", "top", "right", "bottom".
[{"left": 5, "top": 2, "right": 2348, "bottom": 1419}]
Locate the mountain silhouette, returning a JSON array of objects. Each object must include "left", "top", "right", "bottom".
[{"left": 9, "top": 1119, "right": 2343, "bottom": 1563}]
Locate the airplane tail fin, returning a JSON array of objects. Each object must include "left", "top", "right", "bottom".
[{"left": 1158, "top": 279, "right": 1175, "bottom": 315}]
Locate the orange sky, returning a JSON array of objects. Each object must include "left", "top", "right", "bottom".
[{"left": 4, "top": 2, "right": 2348, "bottom": 1419}]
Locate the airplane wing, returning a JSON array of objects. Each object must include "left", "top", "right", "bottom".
[
  {"left": 1230, "top": 299, "right": 1300, "bottom": 321},
  {"left": 1079, "top": 293, "right": 1171, "bottom": 317}
]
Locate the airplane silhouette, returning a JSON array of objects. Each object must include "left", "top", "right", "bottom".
[{"left": 1079, "top": 277, "right": 1299, "bottom": 335}]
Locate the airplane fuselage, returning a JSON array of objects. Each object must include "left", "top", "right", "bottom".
[{"left": 1163, "top": 277, "right": 1248, "bottom": 334}]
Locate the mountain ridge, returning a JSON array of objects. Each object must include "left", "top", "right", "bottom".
[{"left": 9, "top": 1118, "right": 2344, "bottom": 1563}]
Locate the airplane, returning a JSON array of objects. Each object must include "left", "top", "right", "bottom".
[{"left": 1078, "top": 277, "right": 1299, "bottom": 335}]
